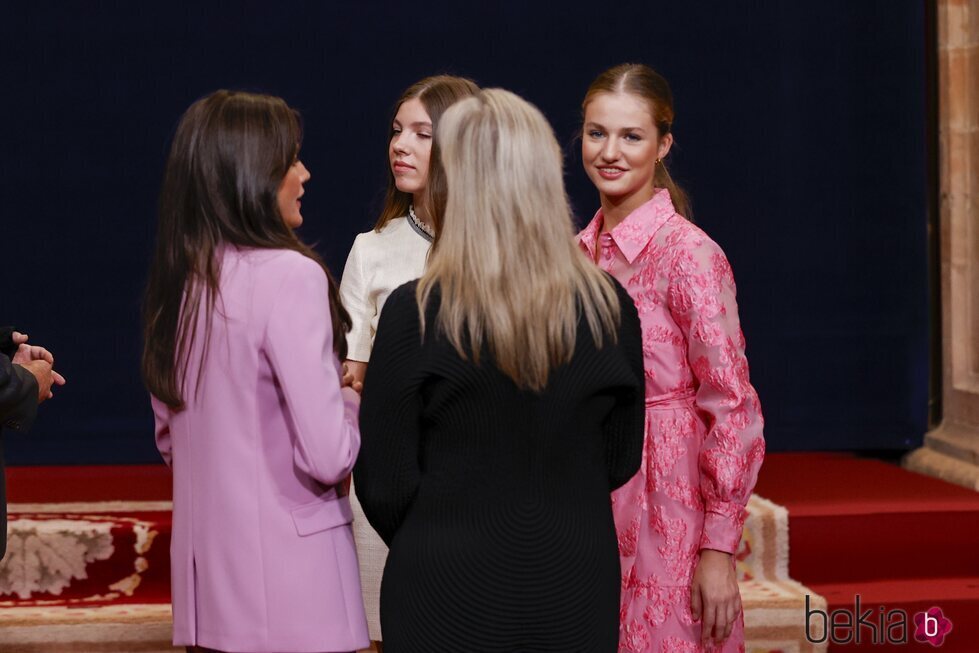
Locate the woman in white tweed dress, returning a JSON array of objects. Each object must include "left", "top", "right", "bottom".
[{"left": 339, "top": 74, "right": 478, "bottom": 650}]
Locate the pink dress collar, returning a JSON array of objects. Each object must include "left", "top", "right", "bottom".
[{"left": 578, "top": 188, "right": 677, "bottom": 264}]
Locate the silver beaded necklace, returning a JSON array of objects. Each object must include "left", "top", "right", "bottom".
[{"left": 408, "top": 204, "right": 435, "bottom": 241}]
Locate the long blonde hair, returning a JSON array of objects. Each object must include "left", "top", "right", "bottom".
[{"left": 417, "top": 89, "right": 621, "bottom": 391}]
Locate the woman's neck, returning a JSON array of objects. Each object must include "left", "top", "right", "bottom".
[
  {"left": 412, "top": 195, "right": 433, "bottom": 227},
  {"left": 599, "top": 189, "right": 654, "bottom": 233}
]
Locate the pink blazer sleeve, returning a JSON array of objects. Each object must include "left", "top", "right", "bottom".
[
  {"left": 668, "top": 237, "right": 765, "bottom": 554},
  {"left": 263, "top": 258, "right": 361, "bottom": 486}
]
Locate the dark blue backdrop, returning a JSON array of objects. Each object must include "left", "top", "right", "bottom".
[{"left": 1, "top": 1, "right": 929, "bottom": 464}]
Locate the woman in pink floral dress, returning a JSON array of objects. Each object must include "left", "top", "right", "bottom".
[{"left": 577, "top": 63, "right": 765, "bottom": 652}]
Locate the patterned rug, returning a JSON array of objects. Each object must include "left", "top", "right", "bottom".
[
  {"left": 1, "top": 501, "right": 171, "bottom": 608},
  {"left": 1, "top": 500, "right": 176, "bottom": 652},
  {"left": 0, "top": 604, "right": 176, "bottom": 652},
  {"left": 0, "top": 467, "right": 826, "bottom": 652}
]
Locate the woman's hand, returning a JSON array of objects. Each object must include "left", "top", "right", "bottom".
[
  {"left": 691, "top": 549, "right": 741, "bottom": 644},
  {"left": 342, "top": 360, "right": 367, "bottom": 394}
]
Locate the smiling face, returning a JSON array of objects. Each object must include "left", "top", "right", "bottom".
[
  {"left": 582, "top": 91, "right": 672, "bottom": 216},
  {"left": 277, "top": 158, "right": 310, "bottom": 229},
  {"left": 389, "top": 97, "right": 433, "bottom": 201}
]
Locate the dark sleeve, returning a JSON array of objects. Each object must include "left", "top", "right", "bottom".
[
  {"left": 0, "top": 354, "right": 38, "bottom": 432},
  {"left": 603, "top": 281, "right": 646, "bottom": 490},
  {"left": 0, "top": 326, "right": 16, "bottom": 358},
  {"left": 354, "top": 282, "right": 425, "bottom": 546}
]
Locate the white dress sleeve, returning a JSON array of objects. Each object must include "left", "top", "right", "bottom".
[{"left": 339, "top": 234, "right": 376, "bottom": 363}]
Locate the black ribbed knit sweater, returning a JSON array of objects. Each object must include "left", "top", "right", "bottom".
[{"left": 354, "top": 279, "right": 645, "bottom": 653}]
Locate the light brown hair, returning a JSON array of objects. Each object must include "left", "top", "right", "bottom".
[
  {"left": 374, "top": 75, "right": 479, "bottom": 234},
  {"left": 582, "top": 63, "right": 692, "bottom": 218}
]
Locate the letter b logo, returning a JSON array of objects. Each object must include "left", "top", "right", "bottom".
[{"left": 913, "top": 606, "right": 952, "bottom": 647}]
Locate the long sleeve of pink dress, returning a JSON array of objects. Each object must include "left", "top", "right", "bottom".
[{"left": 579, "top": 189, "right": 765, "bottom": 652}]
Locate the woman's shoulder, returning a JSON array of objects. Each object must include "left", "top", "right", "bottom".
[
  {"left": 216, "top": 249, "right": 326, "bottom": 313},
  {"left": 360, "top": 217, "right": 410, "bottom": 242},
  {"left": 259, "top": 248, "right": 321, "bottom": 273},
  {"left": 371, "top": 281, "right": 430, "bottom": 359},
  {"left": 347, "top": 218, "right": 412, "bottom": 258},
  {"left": 233, "top": 248, "right": 325, "bottom": 290},
  {"left": 659, "top": 215, "right": 728, "bottom": 264},
  {"left": 383, "top": 279, "right": 421, "bottom": 313},
  {"left": 381, "top": 280, "right": 443, "bottom": 336}
]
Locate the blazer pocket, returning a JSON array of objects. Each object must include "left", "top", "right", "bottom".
[{"left": 290, "top": 496, "right": 354, "bottom": 536}]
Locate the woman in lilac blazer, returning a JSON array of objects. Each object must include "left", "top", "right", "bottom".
[{"left": 142, "top": 90, "right": 369, "bottom": 653}]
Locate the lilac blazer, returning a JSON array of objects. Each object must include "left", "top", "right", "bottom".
[{"left": 152, "top": 247, "right": 369, "bottom": 653}]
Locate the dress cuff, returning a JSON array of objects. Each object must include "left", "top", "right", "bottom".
[
  {"left": 346, "top": 338, "right": 372, "bottom": 364},
  {"left": 698, "top": 500, "right": 748, "bottom": 554}
]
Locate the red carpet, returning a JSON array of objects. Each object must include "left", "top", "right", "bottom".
[
  {"left": 3, "top": 465, "right": 173, "bottom": 608},
  {"left": 5, "top": 458, "right": 979, "bottom": 651},
  {"left": 6, "top": 464, "right": 172, "bottom": 503},
  {"left": 755, "top": 453, "right": 979, "bottom": 652}
]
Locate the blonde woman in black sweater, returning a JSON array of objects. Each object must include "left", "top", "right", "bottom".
[{"left": 354, "top": 89, "right": 646, "bottom": 653}]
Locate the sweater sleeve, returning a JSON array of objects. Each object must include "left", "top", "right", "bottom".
[
  {"left": 603, "top": 281, "right": 646, "bottom": 490},
  {"left": 339, "top": 234, "right": 376, "bottom": 363},
  {"left": 0, "top": 354, "right": 38, "bottom": 432},
  {"left": 264, "top": 257, "right": 361, "bottom": 486},
  {"left": 354, "top": 283, "right": 424, "bottom": 545},
  {"left": 0, "top": 326, "right": 17, "bottom": 359},
  {"left": 668, "top": 236, "right": 765, "bottom": 554}
]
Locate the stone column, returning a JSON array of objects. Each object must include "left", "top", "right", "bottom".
[{"left": 905, "top": 0, "right": 979, "bottom": 490}]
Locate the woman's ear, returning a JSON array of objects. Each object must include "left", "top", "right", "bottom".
[{"left": 658, "top": 132, "right": 674, "bottom": 162}]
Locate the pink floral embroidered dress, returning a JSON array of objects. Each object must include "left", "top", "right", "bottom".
[{"left": 578, "top": 189, "right": 765, "bottom": 653}]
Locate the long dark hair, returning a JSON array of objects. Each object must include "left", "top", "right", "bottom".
[
  {"left": 374, "top": 75, "right": 479, "bottom": 235},
  {"left": 143, "top": 90, "right": 350, "bottom": 410},
  {"left": 582, "top": 63, "right": 692, "bottom": 218}
]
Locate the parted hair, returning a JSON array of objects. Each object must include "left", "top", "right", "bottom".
[
  {"left": 583, "top": 63, "right": 691, "bottom": 219},
  {"left": 374, "top": 75, "right": 479, "bottom": 234},
  {"left": 417, "top": 88, "right": 621, "bottom": 391},
  {"left": 142, "top": 90, "right": 350, "bottom": 410}
]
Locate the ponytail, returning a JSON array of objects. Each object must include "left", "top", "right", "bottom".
[{"left": 655, "top": 159, "right": 691, "bottom": 220}]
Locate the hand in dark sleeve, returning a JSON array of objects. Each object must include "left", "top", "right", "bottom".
[
  {"left": 0, "top": 354, "right": 38, "bottom": 432},
  {"left": 0, "top": 326, "right": 19, "bottom": 358}
]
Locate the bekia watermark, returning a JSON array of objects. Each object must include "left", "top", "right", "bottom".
[{"left": 806, "top": 595, "right": 953, "bottom": 647}]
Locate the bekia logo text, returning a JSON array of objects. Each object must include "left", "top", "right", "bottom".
[{"left": 806, "top": 595, "right": 953, "bottom": 647}]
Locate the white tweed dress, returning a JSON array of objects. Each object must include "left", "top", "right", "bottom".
[{"left": 339, "top": 215, "right": 431, "bottom": 640}]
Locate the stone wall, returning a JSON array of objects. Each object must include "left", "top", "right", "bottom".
[{"left": 905, "top": 0, "right": 979, "bottom": 489}]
